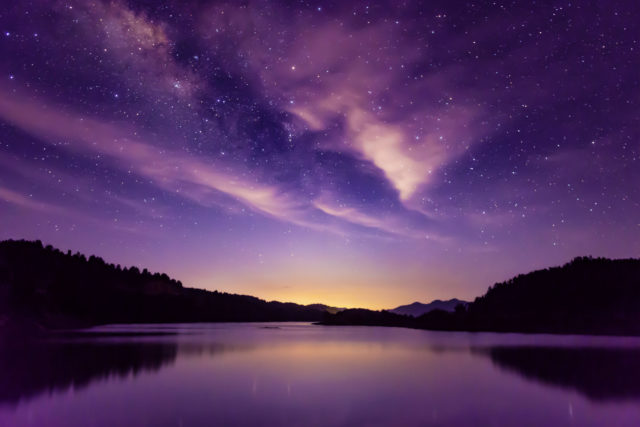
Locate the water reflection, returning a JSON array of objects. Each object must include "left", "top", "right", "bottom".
[
  {"left": 0, "top": 340, "right": 178, "bottom": 405},
  {"left": 2, "top": 325, "right": 640, "bottom": 426},
  {"left": 481, "top": 346, "right": 640, "bottom": 401}
]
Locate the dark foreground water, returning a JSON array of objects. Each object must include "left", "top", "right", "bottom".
[{"left": 2, "top": 323, "right": 640, "bottom": 426}]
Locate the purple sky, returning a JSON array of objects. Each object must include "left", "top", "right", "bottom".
[{"left": 0, "top": 1, "right": 638, "bottom": 308}]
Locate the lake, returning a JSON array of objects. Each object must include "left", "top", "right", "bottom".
[{"left": 2, "top": 323, "right": 640, "bottom": 426}]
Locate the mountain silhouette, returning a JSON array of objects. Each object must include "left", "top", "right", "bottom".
[
  {"left": 4, "top": 239, "right": 640, "bottom": 336},
  {"left": 323, "top": 256, "right": 640, "bottom": 336},
  {"left": 390, "top": 299, "right": 468, "bottom": 317},
  {"left": 0, "top": 239, "right": 330, "bottom": 333}
]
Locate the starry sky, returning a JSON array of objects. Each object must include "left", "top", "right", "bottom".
[{"left": 1, "top": 1, "right": 639, "bottom": 309}]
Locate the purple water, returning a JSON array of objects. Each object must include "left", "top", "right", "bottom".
[{"left": 2, "top": 323, "right": 640, "bottom": 426}]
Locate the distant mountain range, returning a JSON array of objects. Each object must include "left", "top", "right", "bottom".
[
  {"left": 322, "top": 256, "right": 640, "bottom": 336},
  {"left": 390, "top": 299, "right": 468, "bottom": 317},
  {"left": 4, "top": 239, "right": 640, "bottom": 337}
]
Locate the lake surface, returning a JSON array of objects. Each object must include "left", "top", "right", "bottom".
[{"left": 2, "top": 323, "right": 640, "bottom": 426}]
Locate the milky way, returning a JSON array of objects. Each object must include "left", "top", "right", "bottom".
[{"left": 1, "top": 1, "right": 639, "bottom": 308}]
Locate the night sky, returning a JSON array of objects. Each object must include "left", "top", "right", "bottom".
[{"left": 1, "top": 1, "right": 638, "bottom": 309}]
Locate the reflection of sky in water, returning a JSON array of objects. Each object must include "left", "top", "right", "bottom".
[{"left": 2, "top": 324, "right": 640, "bottom": 426}]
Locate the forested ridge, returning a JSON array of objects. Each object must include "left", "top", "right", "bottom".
[
  {"left": 0, "top": 239, "right": 325, "bottom": 332},
  {"left": 323, "top": 256, "right": 640, "bottom": 336}
]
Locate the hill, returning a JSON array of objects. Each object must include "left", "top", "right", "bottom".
[
  {"left": 5, "top": 240, "right": 640, "bottom": 336},
  {"left": 0, "top": 239, "right": 329, "bottom": 333},
  {"left": 389, "top": 299, "right": 468, "bottom": 317},
  {"left": 305, "top": 304, "right": 345, "bottom": 315},
  {"left": 323, "top": 256, "right": 640, "bottom": 336}
]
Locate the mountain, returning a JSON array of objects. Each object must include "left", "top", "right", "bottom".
[
  {"left": 460, "top": 256, "right": 640, "bottom": 334},
  {"left": 322, "top": 256, "right": 640, "bottom": 336},
  {"left": 390, "top": 299, "right": 468, "bottom": 317},
  {"left": 0, "top": 239, "right": 330, "bottom": 333},
  {"left": 305, "top": 304, "right": 345, "bottom": 315},
  {"left": 6, "top": 239, "right": 640, "bottom": 337}
]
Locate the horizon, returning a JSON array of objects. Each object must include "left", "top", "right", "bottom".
[
  {"left": 1, "top": 238, "right": 626, "bottom": 311},
  {"left": 1, "top": 1, "right": 639, "bottom": 310}
]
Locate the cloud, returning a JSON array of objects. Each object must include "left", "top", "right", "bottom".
[
  {"left": 313, "top": 198, "right": 409, "bottom": 237},
  {"left": 0, "top": 0, "right": 503, "bottom": 244},
  {"left": 0, "top": 86, "right": 301, "bottom": 218},
  {"left": 0, "top": 186, "right": 70, "bottom": 215},
  {"left": 197, "top": 8, "right": 482, "bottom": 203},
  {"left": 0, "top": 86, "right": 439, "bottom": 239}
]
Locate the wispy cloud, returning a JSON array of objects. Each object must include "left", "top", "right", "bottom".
[
  {"left": 199, "top": 12, "right": 483, "bottom": 203},
  {"left": 0, "top": 186, "right": 70, "bottom": 215},
  {"left": 0, "top": 86, "right": 440, "bottom": 239}
]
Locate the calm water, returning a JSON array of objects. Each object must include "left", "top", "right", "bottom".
[{"left": 2, "top": 323, "right": 640, "bottom": 426}]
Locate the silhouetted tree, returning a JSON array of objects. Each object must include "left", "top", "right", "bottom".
[
  {"left": 323, "top": 256, "right": 640, "bottom": 336},
  {"left": 0, "top": 239, "right": 327, "bottom": 331}
]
